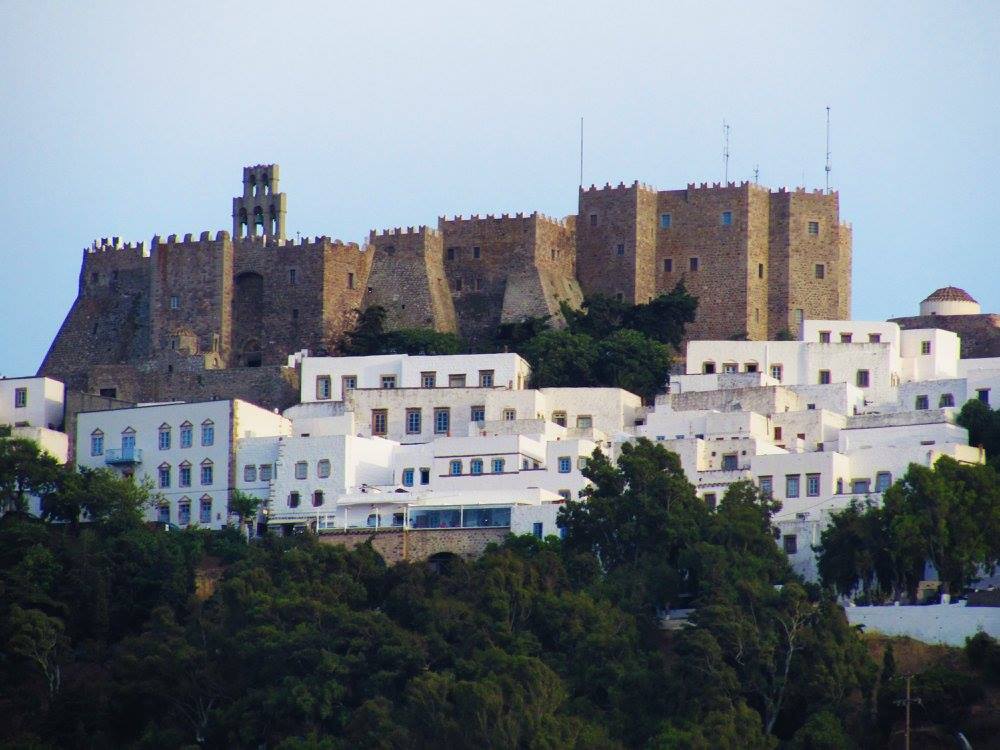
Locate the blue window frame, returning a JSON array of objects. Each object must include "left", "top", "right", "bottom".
[
  {"left": 721, "top": 210, "right": 732, "bottom": 226},
  {"left": 201, "top": 422, "right": 214, "bottom": 446},
  {"left": 201, "top": 464, "right": 213, "bottom": 486},
  {"left": 434, "top": 408, "right": 450, "bottom": 434},
  {"left": 90, "top": 433, "right": 104, "bottom": 456},
  {"left": 558, "top": 456, "right": 571, "bottom": 473},
  {"left": 491, "top": 458, "right": 505, "bottom": 474},
  {"left": 180, "top": 424, "right": 192, "bottom": 448},
  {"left": 158, "top": 465, "right": 170, "bottom": 488},
  {"left": 199, "top": 498, "right": 212, "bottom": 523},
  {"left": 449, "top": 460, "right": 462, "bottom": 476},
  {"left": 470, "top": 458, "right": 483, "bottom": 475},
  {"left": 179, "top": 464, "right": 191, "bottom": 487},
  {"left": 402, "top": 468, "right": 414, "bottom": 487},
  {"left": 532, "top": 522, "right": 543, "bottom": 539},
  {"left": 158, "top": 427, "right": 171, "bottom": 450},
  {"left": 406, "top": 409, "right": 422, "bottom": 434}
]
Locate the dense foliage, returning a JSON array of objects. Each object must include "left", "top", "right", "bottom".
[
  {"left": 339, "top": 285, "right": 698, "bottom": 402},
  {"left": 0, "top": 438, "right": 881, "bottom": 748},
  {"left": 817, "top": 456, "right": 1000, "bottom": 598},
  {"left": 956, "top": 398, "right": 1000, "bottom": 470}
]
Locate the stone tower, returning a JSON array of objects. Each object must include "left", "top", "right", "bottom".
[{"left": 232, "top": 164, "right": 287, "bottom": 240}]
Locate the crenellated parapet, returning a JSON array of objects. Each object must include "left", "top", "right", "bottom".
[{"left": 580, "top": 179, "right": 657, "bottom": 195}]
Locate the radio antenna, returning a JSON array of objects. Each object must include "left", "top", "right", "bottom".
[
  {"left": 579, "top": 117, "right": 584, "bottom": 188},
  {"left": 723, "top": 119, "right": 731, "bottom": 183},
  {"left": 825, "top": 106, "right": 832, "bottom": 193}
]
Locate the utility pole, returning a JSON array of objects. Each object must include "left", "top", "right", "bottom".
[{"left": 895, "top": 674, "right": 922, "bottom": 750}]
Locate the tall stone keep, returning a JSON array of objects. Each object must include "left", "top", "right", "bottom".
[{"left": 233, "top": 164, "right": 287, "bottom": 240}]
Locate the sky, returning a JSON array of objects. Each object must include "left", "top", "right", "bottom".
[{"left": 1, "top": 1, "right": 998, "bottom": 376}]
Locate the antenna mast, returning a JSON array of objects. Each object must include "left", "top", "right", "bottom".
[
  {"left": 825, "top": 106, "right": 832, "bottom": 193},
  {"left": 723, "top": 119, "right": 730, "bottom": 183},
  {"left": 579, "top": 117, "right": 584, "bottom": 188}
]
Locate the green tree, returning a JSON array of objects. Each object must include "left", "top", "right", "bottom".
[
  {"left": 520, "top": 330, "right": 599, "bottom": 389},
  {"left": 956, "top": 398, "right": 1000, "bottom": 468},
  {"left": 595, "top": 329, "right": 671, "bottom": 401},
  {"left": 228, "top": 488, "right": 261, "bottom": 539},
  {"left": 7, "top": 604, "right": 66, "bottom": 699},
  {"left": 817, "top": 498, "right": 899, "bottom": 601},
  {"left": 0, "top": 438, "right": 61, "bottom": 514}
]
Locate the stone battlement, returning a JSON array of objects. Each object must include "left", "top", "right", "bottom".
[
  {"left": 580, "top": 179, "right": 657, "bottom": 195},
  {"left": 437, "top": 211, "right": 569, "bottom": 229},
  {"left": 87, "top": 237, "right": 149, "bottom": 255},
  {"left": 369, "top": 225, "right": 441, "bottom": 240}
]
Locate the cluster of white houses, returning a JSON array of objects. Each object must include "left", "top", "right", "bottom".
[{"left": 5, "top": 311, "right": 1000, "bottom": 575}]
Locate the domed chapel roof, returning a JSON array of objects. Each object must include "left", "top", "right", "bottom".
[{"left": 922, "top": 286, "right": 978, "bottom": 304}]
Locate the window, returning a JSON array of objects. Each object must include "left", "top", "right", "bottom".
[
  {"left": 759, "top": 476, "right": 773, "bottom": 497},
  {"left": 402, "top": 468, "right": 414, "bottom": 487},
  {"left": 786, "top": 475, "right": 800, "bottom": 498},
  {"left": 157, "top": 503, "right": 170, "bottom": 524},
  {"left": 745, "top": 363, "right": 758, "bottom": 373},
  {"left": 90, "top": 431, "right": 104, "bottom": 456},
  {"left": 721, "top": 211, "right": 732, "bottom": 226},
  {"left": 770, "top": 364, "right": 783, "bottom": 381},
  {"left": 288, "top": 491, "right": 300, "bottom": 508},
  {"left": 774, "top": 426, "right": 783, "bottom": 441},
  {"left": 783, "top": 535, "right": 798, "bottom": 554},
  {"left": 201, "top": 420, "right": 214, "bottom": 446},
  {"left": 347, "top": 272, "right": 355, "bottom": 289},
  {"left": 13, "top": 388, "right": 27, "bottom": 408},
  {"left": 689, "top": 257, "right": 699, "bottom": 272},
  {"left": 819, "top": 331, "right": 831, "bottom": 343},
  {"left": 704, "top": 493, "right": 717, "bottom": 511},
  {"left": 289, "top": 269, "right": 297, "bottom": 284},
  {"left": 502, "top": 408, "right": 516, "bottom": 421},
  {"left": 313, "top": 491, "right": 324, "bottom": 507},
  {"left": 381, "top": 375, "right": 397, "bottom": 389},
  {"left": 939, "top": 393, "right": 955, "bottom": 408},
  {"left": 577, "top": 457, "right": 589, "bottom": 470},
  {"left": 294, "top": 461, "right": 307, "bottom": 480},
  {"left": 199, "top": 497, "right": 212, "bottom": 523},
  {"left": 721, "top": 454, "right": 738, "bottom": 471},
  {"left": 852, "top": 479, "right": 871, "bottom": 494},
  {"left": 317, "top": 459, "right": 331, "bottom": 479},
  {"left": 978, "top": 388, "right": 991, "bottom": 404},
  {"left": 473, "top": 246, "right": 481, "bottom": 259},
  {"left": 915, "top": 395, "right": 929, "bottom": 410},
  {"left": 405, "top": 408, "right": 422, "bottom": 434},
  {"left": 819, "top": 369, "right": 831, "bottom": 385},
  {"left": 244, "top": 465, "right": 257, "bottom": 482},
  {"left": 722, "top": 362, "right": 738, "bottom": 374},
  {"left": 158, "top": 464, "right": 171, "bottom": 488},
  {"left": 432, "top": 407, "right": 450, "bottom": 435},
  {"left": 532, "top": 522, "right": 544, "bottom": 539},
  {"left": 815, "top": 263, "right": 825, "bottom": 279},
  {"left": 178, "top": 501, "right": 191, "bottom": 526},
  {"left": 558, "top": 489, "right": 572, "bottom": 501},
  {"left": 200, "top": 461, "right": 213, "bottom": 486},
  {"left": 169, "top": 295, "right": 179, "bottom": 310},
  {"left": 703, "top": 362, "right": 716, "bottom": 374},
  {"left": 449, "top": 460, "right": 462, "bottom": 476},
  {"left": 446, "top": 247, "right": 457, "bottom": 261},
  {"left": 807, "top": 474, "right": 820, "bottom": 497},
  {"left": 921, "top": 340, "right": 932, "bottom": 355},
  {"left": 180, "top": 422, "right": 192, "bottom": 448},
  {"left": 99, "top": 387, "right": 117, "bottom": 399},
  {"left": 156, "top": 425, "right": 170, "bottom": 450},
  {"left": 259, "top": 464, "right": 272, "bottom": 482},
  {"left": 808, "top": 221, "right": 819, "bottom": 235},
  {"left": 840, "top": 333, "right": 852, "bottom": 343},
  {"left": 471, "top": 405, "right": 485, "bottom": 423},
  {"left": 470, "top": 458, "right": 483, "bottom": 475},
  {"left": 758, "top": 263, "right": 764, "bottom": 279},
  {"left": 491, "top": 458, "right": 505, "bottom": 473},
  {"left": 868, "top": 333, "right": 881, "bottom": 343},
  {"left": 448, "top": 374, "right": 466, "bottom": 387},
  {"left": 875, "top": 472, "right": 892, "bottom": 492},
  {"left": 660, "top": 213, "right": 672, "bottom": 229},
  {"left": 615, "top": 243, "right": 625, "bottom": 256},
  {"left": 371, "top": 409, "right": 388, "bottom": 436},
  {"left": 479, "top": 370, "right": 494, "bottom": 387},
  {"left": 342, "top": 375, "right": 357, "bottom": 392},
  {"left": 419, "top": 467, "right": 430, "bottom": 485},
  {"left": 663, "top": 259, "right": 673, "bottom": 273},
  {"left": 589, "top": 213, "right": 597, "bottom": 227},
  {"left": 179, "top": 462, "right": 191, "bottom": 487},
  {"left": 316, "top": 376, "right": 332, "bottom": 400},
  {"left": 552, "top": 411, "right": 567, "bottom": 427},
  {"left": 420, "top": 372, "right": 436, "bottom": 388},
  {"left": 576, "top": 415, "right": 593, "bottom": 429},
  {"left": 856, "top": 370, "right": 870, "bottom": 388},
  {"left": 558, "top": 456, "right": 572, "bottom": 473}
]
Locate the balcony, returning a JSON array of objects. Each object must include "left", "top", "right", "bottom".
[{"left": 105, "top": 448, "right": 143, "bottom": 466}]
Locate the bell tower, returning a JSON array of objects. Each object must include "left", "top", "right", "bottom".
[{"left": 232, "top": 164, "right": 287, "bottom": 240}]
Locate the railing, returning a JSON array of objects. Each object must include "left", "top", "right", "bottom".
[{"left": 105, "top": 448, "right": 143, "bottom": 465}]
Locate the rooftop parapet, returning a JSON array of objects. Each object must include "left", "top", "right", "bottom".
[
  {"left": 580, "top": 179, "right": 657, "bottom": 195},
  {"left": 436, "top": 211, "right": 570, "bottom": 229},
  {"left": 86, "top": 237, "right": 149, "bottom": 256},
  {"left": 369, "top": 225, "right": 442, "bottom": 240}
]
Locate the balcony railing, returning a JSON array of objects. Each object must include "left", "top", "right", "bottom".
[{"left": 105, "top": 448, "right": 143, "bottom": 465}]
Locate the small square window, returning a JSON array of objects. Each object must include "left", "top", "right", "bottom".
[
  {"left": 421, "top": 371, "right": 436, "bottom": 388},
  {"left": 808, "top": 221, "right": 819, "bottom": 235},
  {"left": 558, "top": 456, "right": 571, "bottom": 473},
  {"left": 783, "top": 535, "right": 798, "bottom": 554},
  {"left": 815, "top": 264, "right": 825, "bottom": 279},
  {"left": 294, "top": 461, "right": 308, "bottom": 480},
  {"left": 663, "top": 259, "right": 673, "bottom": 273},
  {"left": 915, "top": 395, "right": 929, "bottom": 410},
  {"left": 875, "top": 472, "right": 892, "bottom": 492},
  {"left": 856, "top": 369, "right": 870, "bottom": 388},
  {"left": 868, "top": 333, "right": 881, "bottom": 343},
  {"left": 502, "top": 408, "right": 516, "bottom": 421},
  {"left": 479, "top": 370, "right": 494, "bottom": 387},
  {"left": 977, "top": 388, "right": 990, "bottom": 404},
  {"left": 721, "top": 211, "right": 732, "bottom": 226},
  {"left": 689, "top": 257, "right": 699, "bottom": 272},
  {"left": 244, "top": 465, "right": 257, "bottom": 482},
  {"left": 448, "top": 374, "right": 466, "bottom": 388},
  {"left": 381, "top": 375, "right": 397, "bottom": 389},
  {"left": 449, "top": 460, "right": 462, "bottom": 476},
  {"left": 759, "top": 476, "right": 772, "bottom": 497},
  {"left": 806, "top": 474, "right": 820, "bottom": 497},
  {"left": 939, "top": 393, "right": 955, "bottom": 408},
  {"left": 13, "top": 387, "right": 27, "bottom": 408},
  {"left": 770, "top": 364, "right": 783, "bottom": 381},
  {"left": 317, "top": 459, "right": 331, "bottom": 478},
  {"left": 704, "top": 493, "right": 717, "bottom": 511},
  {"left": 342, "top": 375, "right": 357, "bottom": 392},
  {"left": 446, "top": 247, "right": 456, "bottom": 261},
  {"left": 471, "top": 405, "right": 485, "bottom": 423},
  {"left": 491, "top": 458, "right": 505, "bottom": 473},
  {"left": 819, "top": 370, "right": 831, "bottom": 385},
  {"left": 703, "top": 362, "right": 716, "bottom": 374},
  {"left": 660, "top": 213, "right": 672, "bottom": 229},
  {"left": 819, "top": 331, "right": 831, "bottom": 343},
  {"left": 840, "top": 333, "right": 852, "bottom": 343},
  {"left": 259, "top": 464, "right": 272, "bottom": 481},
  {"left": 576, "top": 415, "right": 592, "bottom": 429}
]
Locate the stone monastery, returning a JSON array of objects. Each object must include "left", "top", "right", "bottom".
[{"left": 39, "top": 164, "right": 851, "bottom": 410}]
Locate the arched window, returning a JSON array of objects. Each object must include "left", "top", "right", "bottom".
[
  {"left": 178, "top": 460, "right": 192, "bottom": 487},
  {"left": 178, "top": 498, "right": 191, "bottom": 526},
  {"left": 253, "top": 206, "right": 264, "bottom": 232},
  {"left": 200, "top": 459, "right": 214, "bottom": 486},
  {"left": 179, "top": 421, "right": 193, "bottom": 448},
  {"left": 201, "top": 420, "right": 214, "bottom": 446},
  {"left": 158, "top": 423, "right": 171, "bottom": 450},
  {"left": 199, "top": 495, "right": 212, "bottom": 524},
  {"left": 157, "top": 463, "right": 171, "bottom": 488},
  {"left": 90, "top": 429, "right": 104, "bottom": 457}
]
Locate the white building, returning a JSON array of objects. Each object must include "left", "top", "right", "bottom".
[
  {"left": 0, "top": 376, "right": 68, "bottom": 463},
  {"left": 77, "top": 399, "right": 291, "bottom": 529}
]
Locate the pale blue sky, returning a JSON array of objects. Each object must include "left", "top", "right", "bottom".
[{"left": 2, "top": 1, "right": 998, "bottom": 376}]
